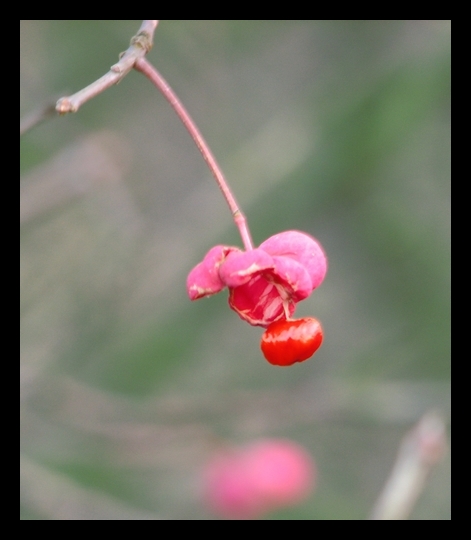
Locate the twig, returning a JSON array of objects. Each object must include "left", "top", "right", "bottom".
[
  {"left": 55, "top": 20, "right": 158, "bottom": 114},
  {"left": 369, "top": 411, "right": 447, "bottom": 520},
  {"left": 134, "top": 57, "right": 254, "bottom": 250}
]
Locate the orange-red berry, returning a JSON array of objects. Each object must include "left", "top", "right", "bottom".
[{"left": 261, "top": 317, "right": 323, "bottom": 366}]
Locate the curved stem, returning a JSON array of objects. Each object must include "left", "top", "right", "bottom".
[{"left": 134, "top": 57, "right": 254, "bottom": 251}]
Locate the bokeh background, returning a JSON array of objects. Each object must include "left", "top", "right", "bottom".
[{"left": 20, "top": 20, "right": 451, "bottom": 520}]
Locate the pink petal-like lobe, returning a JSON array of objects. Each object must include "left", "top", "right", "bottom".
[
  {"left": 187, "top": 245, "right": 240, "bottom": 300},
  {"left": 259, "top": 230, "right": 327, "bottom": 291},
  {"left": 219, "top": 249, "right": 274, "bottom": 288},
  {"left": 270, "top": 255, "right": 312, "bottom": 301}
]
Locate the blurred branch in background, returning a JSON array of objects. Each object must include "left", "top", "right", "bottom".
[
  {"left": 20, "top": 98, "right": 58, "bottom": 136},
  {"left": 370, "top": 411, "right": 447, "bottom": 520}
]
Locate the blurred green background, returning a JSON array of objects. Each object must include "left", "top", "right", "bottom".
[{"left": 20, "top": 20, "right": 450, "bottom": 520}]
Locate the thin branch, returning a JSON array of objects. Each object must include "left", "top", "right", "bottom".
[
  {"left": 369, "top": 411, "right": 447, "bottom": 520},
  {"left": 134, "top": 57, "right": 254, "bottom": 251},
  {"left": 55, "top": 20, "right": 158, "bottom": 114}
]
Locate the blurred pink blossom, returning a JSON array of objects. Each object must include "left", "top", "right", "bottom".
[
  {"left": 202, "top": 439, "right": 316, "bottom": 519},
  {"left": 187, "top": 231, "right": 327, "bottom": 327}
]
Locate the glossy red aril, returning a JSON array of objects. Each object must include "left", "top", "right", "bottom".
[{"left": 261, "top": 317, "right": 323, "bottom": 366}]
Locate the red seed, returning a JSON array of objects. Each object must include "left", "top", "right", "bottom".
[{"left": 261, "top": 317, "right": 323, "bottom": 366}]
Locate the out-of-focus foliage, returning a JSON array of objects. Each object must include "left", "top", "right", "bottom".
[{"left": 20, "top": 20, "right": 450, "bottom": 520}]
